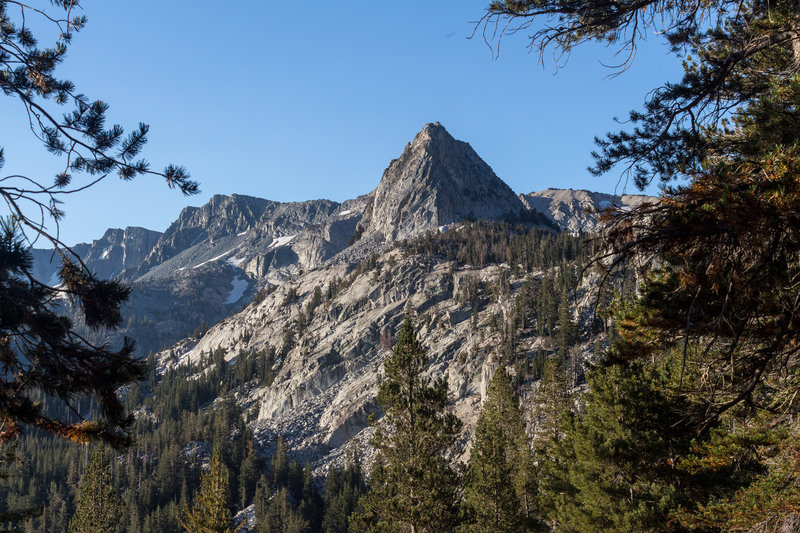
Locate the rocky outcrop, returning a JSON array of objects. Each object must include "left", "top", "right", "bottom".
[
  {"left": 29, "top": 226, "right": 161, "bottom": 284},
  {"left": 83, "top": 226, "right": 163, "bottom": 280},
  {"left": 520, "top": 188, "right": 654, "bottom": 234},
  {"left": 137, "top": 194, "right": 275, "bottom": 274}
]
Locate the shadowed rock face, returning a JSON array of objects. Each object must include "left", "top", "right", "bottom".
[{"left": 360, "top": 122, "right": 528, "bottom": 242}]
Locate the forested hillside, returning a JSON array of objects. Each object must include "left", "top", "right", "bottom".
[{"left": 0, "top": 222, "right": 602, "bottom": 532}]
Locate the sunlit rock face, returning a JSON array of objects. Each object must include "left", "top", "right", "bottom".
[
  {"left": 520, "top": 188, "right": 652, "bottom": 235},
  {"left": 359, "top": 122, "right": 530, "bottom": 242}
]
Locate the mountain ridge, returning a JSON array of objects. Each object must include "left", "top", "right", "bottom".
[{"left": 33, "top": 123, "right": 655, "bottom": 356}]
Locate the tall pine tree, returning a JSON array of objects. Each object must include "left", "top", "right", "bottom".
[
  {"left": 352, "top": 308, "right": 462, "bottom": 533},
  {"left": 68, "top": 446, "right": 122, "bottom": 533},
  {"left": 542, "top": 360, "right": 693, "bottom": 532},
  {"left": 462, "top": 366, "right": 538, "bottom": 532},
  {"left": 180, "top": 448, "right": 242, "bottom": 533}
]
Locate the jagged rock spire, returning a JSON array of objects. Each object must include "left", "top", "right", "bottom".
[{"left": 360, "top": 122, "right": 526, "bottom": 241}]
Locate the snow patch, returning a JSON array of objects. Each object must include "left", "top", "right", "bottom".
[
  {"left": 268, "top": 235, "right": 296, "bottom": 249},
  {"left": 101, "top": 247, "right": 112, "bottom": 260},
  {"left": 227, "top": 256, "right": 246, "bottom": 268},
  {"left": 237, "top": 231, "right": 248, "bottom": 237},
  {"left": 193, "top": 250, "right": 233, "bottom": 269},
  {"left": 338, "top": 209, "right": 352, "bottom": 216},
  {"left": 225, "top": 275, "right": 248, "bottom": 304}
]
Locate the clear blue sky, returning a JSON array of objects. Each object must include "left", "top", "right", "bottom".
[{"left": 1, "top": 1, "right": 681, "bottom": 245}]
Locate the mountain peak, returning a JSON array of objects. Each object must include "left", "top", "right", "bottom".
[
  {"left": 406, "top": 122, "right": 461, "bottom": 158},
  {"left": 360, "top": 122, "right": 527, "bottom": 241},
  {"left": 415, "top": 121, "right": 449, "bottom": 140}
]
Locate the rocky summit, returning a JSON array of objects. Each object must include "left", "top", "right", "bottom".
[{"left": 358, "top": 122, "right": 530, "bottom": 242}]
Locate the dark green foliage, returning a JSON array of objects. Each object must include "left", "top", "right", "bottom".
[
  {"left": 258, "top": 487, "right": 309, "bottom": 533},
  {"left": 68, "top": 447, "right": 121, "bottom": 533},
  {"left": 0, "top": 219, "right": 147, "bottom": 448},
  {"left": 462, "top": 367, "right": 538, "bottom": 532},
  {"left": 542, "top": 361, "right": 694, "bottom": 532},
  {"left": 0, "top": 344, "right": 274, "bottom": 532},
  {"left": 322, "top": 457, "right": 366, "bottom": 533},
  {"left": 239, "top": 441, "right": 266, "bottom": 509},
  {"left": 529, "top": 357, "right": 572, "bottom": 528},
  {"left": 353, "top": 309, "right": 462, "bottom": 533},
  {"left": 481, "top": 0, "right": 800, "bottom": 525},
  {"left": 251, "top": 437, "right": 324, "bottom": 533},
  {"left": 484, "top": 0, "right": 800, "bottom": 189},
  {"left": 400, "top": 221, "right": 587, "bottom": 271},
  {"left": 0, "top": 0, "right": 196, "bottom": 446}
]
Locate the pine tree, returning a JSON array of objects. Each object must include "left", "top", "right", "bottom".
[
  {"left": 68, "top": 446, "right": 122, "bottom": 533},
  {"left": 259, "top": 487, "right": 309, "bottom": 533},
  {"left": 0, "top": 0, "right": 197, "bottom": 450},
  {"left": 481, "top": 0, "right": 800, "bottom": 527},
  {"left": 238, "top": 440, "right": 265, "bottom": 508},
  {"left": 297, "top": 462, "right": 323, "bottom": 531},
  {"left": 543, "top": 360, "right": 693, "bottom": 532},
  {"left": 272, "top": 436, "right": 289, "bottom": 490},
  {"left": 462, "top": 366, "right": 538, "bottom": 532},
  {"left": 322, "top": 456, "right": 366, "bottom": 533},
  {"left": 529, "top": 357, "right": 573, "bottom": 527},
  {"left": 554, "top": 287, "right": 577, "bottom": 360},
  {"left": 352, "top": 308, "right": 462, "bottom": 533},
  {"left": 180, "top": 448, "right": 242, "bottom": 533}
]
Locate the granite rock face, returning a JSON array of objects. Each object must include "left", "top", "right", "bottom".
[
  {"left": 30, "top": 226, "right": 162, "bottom": 285},
  {"left": 520, "top": 188, "right": 653, "bottom": 235},
  {"left": 161, "top": 242, "right": 604, "bottom": 477},
  {"left": 359, "top": 123, "right": 530, "bottom": 242},
  {"left": 136, "top": 194, "right": 275, "bottom": 276}
]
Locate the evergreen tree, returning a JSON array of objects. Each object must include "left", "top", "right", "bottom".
[
  {"left": 554, "top": 287, "right": 577, "bottom": 359},
  {"left": 68, "top": 446, "right": 122, "bottom": 533},
  {"left": 462, "top": 366, "right": 538, "bottom": 532},
  {"left": 352, "top": 308, "right": 462, "bottom": 533},
  {"left": 543, "top": 361, "right": 693, "bottom": 532},
  {"left": 259, "top": 487, "right": 309, "bottom": 533},
  {"left": 322, "top": 456, "right": 366, "bottom": 533},
  {"left": 238, "top": 440, "right": 265, "bottom": 508},
  {"left": 272, "top": 436, "right": 289, "bottom": 490},
  {"left": 180, "top": 448, "right": 241, "bottom": 533},
  {"left": 0, "top": 0, "right": 197, "bottom": 450},
  {"left": 529, "top": 357, "right": 573, "bottom": 527},
  {"left": 297, "top": 462, "right": 323, "bottom": 531},
  {"left": 482, "top": 0, "right": 800, "bottom": 527}
]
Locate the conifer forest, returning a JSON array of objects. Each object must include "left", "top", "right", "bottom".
[{"left": 2, "top": 0, "right": 800, "bottom": 532}]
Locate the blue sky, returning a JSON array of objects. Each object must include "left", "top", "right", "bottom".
[{"left": 1, "top": 1, "right": 682, "bottom": 245}]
